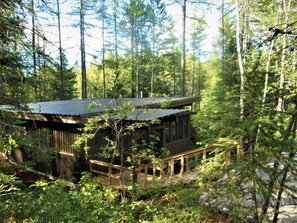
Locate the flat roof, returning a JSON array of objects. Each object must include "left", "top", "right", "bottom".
[{"left": 4, "top": 97, "right": 198, "bottom": 124}]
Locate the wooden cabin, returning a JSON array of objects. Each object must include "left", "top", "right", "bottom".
[{"left": 7, "top": 97, "right": 197, "bottom": 181}]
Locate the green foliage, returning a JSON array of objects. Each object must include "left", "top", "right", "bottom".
[
  {"left": 39, "top": 51, "right": 77, "bottom": 101},
  {"left": 0, "top": 173, "right": 23, "bottom": 194}
]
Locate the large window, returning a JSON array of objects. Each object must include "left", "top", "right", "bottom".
[
  {"left": 165, "top": 118, "right": 189, "bottom": 143},
  {"left": 183, "top": 119, "right": 189, "bottom": 138},
  {"left": 165, "top": 122, "right": 171, "bottom": 143},
  {"left": 171, "top": 122, "right": 177, "bottom": 141},
  {"left": 178, "top": 119, "right": 184, "bottom": 140}
]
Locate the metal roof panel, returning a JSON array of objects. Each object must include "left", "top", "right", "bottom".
[{"left": 23, "top": 97, "right": 197, "bottom": 117}]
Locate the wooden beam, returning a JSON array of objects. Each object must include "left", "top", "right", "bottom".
[{"left": 180, "top": 156, "right": 184, "bottom": 179}]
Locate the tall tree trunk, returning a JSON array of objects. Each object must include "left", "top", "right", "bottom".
[
  {"left": 113, "top": 2, "right": 119, "bottom": 83},
  {"left": 181, "top": 0, "right": 186, "bottom": 96},
  {"left": 221, "top": 0, "right": 225, "bottom": 70},
  {"left": 102, "top": 19, "right": 106, "bottom": 98},
  {"left": 174, "top": 62, "right": 177, "bottom": 97},
  {"left": 191, "top": 54, "right": 195, "bottom": 96},
  {"left": 57, "top": 0, "right": 64, "bottom": 100},
  {"left": 135, "top": 1, "right": 140, "bottom": 98},
  {"left": 198, "top": 48, "right": 201, "bottom": 109},
  {"left": 276, "top": 0, "right": 290, "bottom": 112},
  {"left": 80, "top": 0, "right": 87, "bottom": 99},
  {"left": 150, "top": 21, "right": 155, "bottom": 97},
  {"left": 235, "top": 0, "right": 245, "bottom": 134},
  {"left": 31, "top": 0, "right": 38, "bottom": 100},
  {"left": 130, "top": 1, "right": 135, "bottom": 98},
  {"left": 135, "top": 43, "right": 140, "bottom": 98}
]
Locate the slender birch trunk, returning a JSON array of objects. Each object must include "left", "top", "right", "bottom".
[
  {"left": 80, "top": 0, "right": 87, "bottom": 99},
  {"left": 221, "top": 0, "right": 225, "bottom": 70},
  {"left": 112, "top": 0, "right": 119, "bottom": 83},
  {"left": 191, "top": 54, "right": 195, "bottom": 97},
  {"left": 181, "top": 0, "right": 186, "bottom": 96},
  {"left": 235, "top": 0, "right": 245, "bottom": 145},
  {"left": 277, "top": 0, "right": 290, "bottom": 112},
  {"left": 174, "top": 62, "right": 177, "bottom": 97},
  {"left": 31, "top": 0, "right": 38, "bottom": 100},
  {"left": 102, "top": 18, "right": 106, "bottom": 98}
]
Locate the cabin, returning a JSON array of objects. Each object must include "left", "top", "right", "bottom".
[{"left": 7, "top": 97, "right": 198, "bottom": 181}]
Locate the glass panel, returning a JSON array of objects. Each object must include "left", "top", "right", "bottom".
[
  {"left": 165, "top": 122, "right": 171, "bottom": 143},
  {"left": 178, "top": 119, "right": 183, "bottom": 140},
  {"left": 183, "top": 119, "right": 189, "bottom": 138},
  {"left": 171, "top": 122, "right": 177, "bottom": 141}
]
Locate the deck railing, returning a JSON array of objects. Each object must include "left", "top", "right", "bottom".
[
  {"left": 89, "top": 141, "right": 240, "bottom": 187},
  {"left": 89, "top": 159, "right": 131, "bottom": 185}
]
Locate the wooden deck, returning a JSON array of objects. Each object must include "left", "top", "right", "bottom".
[{"left": 89, "top": 141, "right": 241, "bottom": 189}]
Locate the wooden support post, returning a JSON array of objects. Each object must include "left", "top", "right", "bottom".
[
  {"left": 180, "top": 156, "right": 184, "bottom": 180},
  {"left": 153, "top": 163, "right": 156, "bottom": 181},
  {"left": 159, "top": 166, "right": 165, "bottom": 179},
  {"left": 144, "top": 165, "right": 148, "bottom": 186},
  {"left": 237, "top": 144, "right": 241, "bottom": 161},
  {"left": 226, "top": 151, "right": 231, "bottom": 165},
  {"left": 89, "top": 162, "right": 93, "bottom": 176},
  {"left": 169, "top": 160, "right": 174, "bottom": 182},
  {"left": 108, "top": 167, "right": 112, "bottom": 185},
  {"left": 185, "top": 156, "right": 190, "bottom": 172},
  {"left": 195, "top": 153, "right": 198, "bottom": 160},
  {"left": 203, "top": 149, "right": 207, "bottom": 160}
]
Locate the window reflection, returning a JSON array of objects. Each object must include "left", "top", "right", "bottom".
[{"left": 164, "top": 118, "right": 189, "bottom": 144}]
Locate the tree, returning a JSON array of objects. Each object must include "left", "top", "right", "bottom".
[
  {"left": 80, "top": 0, "right": 87, "bottom": 99},
  {"left": 56, "top": 0, "right": 64, "bottom": 99},
  {"left": 147, "top": 0, "right": 172, "bottom": 97},
  {"left": 189, "top": 4, "right": 206, "bottom": 97},
  {"left": 31, "top": 0, "right": 38, "bottom": 99},
  {"left": 193, "top": 1, "right": 297, "bottom": 221},
  {"left": 38, "top": 51, "right": 76, "bottom": 101},
  {"left": 181, "top": 0, "right": 186, "bottom": 96}
]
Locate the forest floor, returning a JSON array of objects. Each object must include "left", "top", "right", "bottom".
[
  {"left": 1, "top": 153, "right": 296, "bottom": 222},
  {"left": 0, "top": 153, "right": 52, "bottom": 187}
]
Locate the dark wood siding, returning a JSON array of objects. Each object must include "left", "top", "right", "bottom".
[{"left": 50, "top": 130, "right": 84, "bottom": 157}]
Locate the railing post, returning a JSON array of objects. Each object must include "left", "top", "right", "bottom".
[
  {"left": 153, "top": 163, "right": 156, "bottom": 181},
  {"left": 185, "top": 156, "right": 190, "bottom": 172},
  {"left": 226, "top": 151, "right": 231, "bottom": 164},
  {"left": 89, "top": 161, "right": 93, "bottom": 177},
  {"left": 203, "top": 149, "right": 207, "bottom": 160},
  {"left": 108, "top": 167, "right": 112, "bottom": 185},
  {"left": 159, "top": 165, "right": 165, "bottom": 179},
  {"left": 180, "top": 156, "right": 184, "bottom": 180},
  {"left": 169, "top": 160, "right": 174, "bottom": 182},
  {"left": 144, "top": 165, "right": 148, "bottom": 186},
  {"left": 237, "top": 144, "right": 241, "bottom": 161}
]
